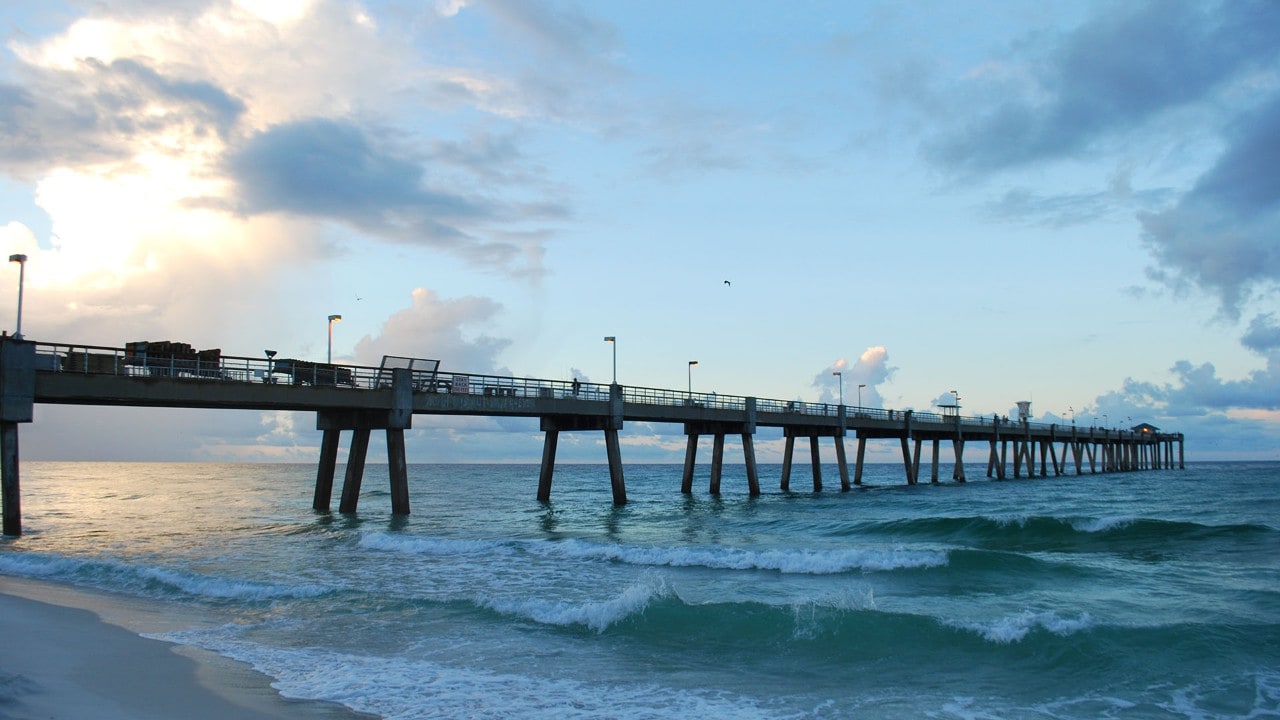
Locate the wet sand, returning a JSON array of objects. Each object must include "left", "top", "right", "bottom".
[{"left": 0, "top": 576, "right": 375, "bottom": 720}]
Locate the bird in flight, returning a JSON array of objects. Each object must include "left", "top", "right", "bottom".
[{"left": 724, "top": 280, "right": 731, "bottom": 286}]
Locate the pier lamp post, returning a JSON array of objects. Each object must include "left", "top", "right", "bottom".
[
  {"left": 264, "top": 350, "right": 276, "bottom": 383},
  {"left": 858, "top": 383, "right": 866, "bottom": 408},
  {"left": 688, "top": 360, "right": 698, "bottom": 403},
  {"left": 8, "top": 254, "right": 26, "bottom": 339},
  {"left": 833, "top": 371, "right": 843, "bottom": 406},
  {"left": 950, "top": 389, "right": 960, "bottom": 413},
  {"left": 604, "top": 336, "right": 616, "bottom": 385},
  {"left": 327, "top": 314, "right": 342, "bottom": 363},
  {"left": 1103, "top": 414, "right": 1109, "bottom": 429}
]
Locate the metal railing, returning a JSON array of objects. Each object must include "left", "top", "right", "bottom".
[{"left": 30, "top": 341, "right": 1144, "bottom": 437}]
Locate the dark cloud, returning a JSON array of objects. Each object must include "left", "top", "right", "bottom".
[
  {"left": 925, "top": 0, "right": 1280, "bottom": 174},
  {"left": 1242, "top": 314, "right": 1280, "bottom": 354},
  {"left": 1103, "top": 356, "right": 1280, "bottom": 416},
  {"left": 0, "top": 57, "right": 245, "bottom": 178},
  {"left": 915, "top": 1, "right": 1280, "bottom": 320},
  {"left": 224, "top": 118, "right": 564, "bottom": 275},
  {"left": 103, "top": 58, "right": 244, "bottom": 136},
  {"left": 986, "top": 181, "right": 1174, "bottom": 228},
  {"left": 1139, "top": 96, "right": 1280, "bottom": 317}
]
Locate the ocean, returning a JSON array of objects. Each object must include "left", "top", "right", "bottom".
[{"left": 2, "top": 461, "right": 1278, "bottom": 719}]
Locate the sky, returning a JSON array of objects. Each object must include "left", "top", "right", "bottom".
[{"left": 2, "top": 0, "right": 1278, "bottom": 464}]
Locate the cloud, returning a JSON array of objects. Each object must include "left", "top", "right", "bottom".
[
  {"left": 1242, "top": 314, "right": 1280, "bottom": 354},
  {"left": 986, "top": 171, "right": 1175, "bottom": 227},
  {"left": 0, "top": 57, "right": 244, "bottom": 178},
  {"left": 1095, "top": 356, "right": 1280, "bottom": 420},
  {"left": 482, "top": 0, "right": 621, "bottom": 69},
  {"left": 0, "top": 0, "right": 578, "bottom": 345},
  {"left": 914, "top": 1, "right": 1280, "bottom": 324},
  {"left": 351, "top": 287, "right": 511, "bottom": 374},
  {"left": 1081, "top": 357, "right": 1280, "bottom": 458},
  {"left": 219, "top": 118, "right": 565, "bottom": 276},
  {"left": 925, "top": 1, "right": 1280, "bottom": 174},
  {"left": 812, "top": 346, "right": 895, "bottom": 406},
  {"left": 1139, "top": 95, "right": 1280, "bottom": 317}
]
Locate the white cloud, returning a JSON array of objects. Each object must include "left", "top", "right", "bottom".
[{"left": 352, "top": 287, "right": 511, "bottom": 373}]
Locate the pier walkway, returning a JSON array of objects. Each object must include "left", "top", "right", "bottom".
[{"left": 0, "top": 338, "right": 1185, "bottom": 535}]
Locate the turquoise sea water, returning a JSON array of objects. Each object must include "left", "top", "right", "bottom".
[{"left": 2, "top": 461, "right": 1278, "bottom": 719}]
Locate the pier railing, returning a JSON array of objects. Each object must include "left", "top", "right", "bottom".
[{"left": 31, "top": 341, "right": 1113, "bottom": 434}]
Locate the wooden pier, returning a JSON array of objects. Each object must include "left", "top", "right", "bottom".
[{"left": 0, "top": 338, "right": 1185, "bottom": 535}]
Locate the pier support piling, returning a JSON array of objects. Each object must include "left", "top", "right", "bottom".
[
  {"left": 1, "top": 421, "right": 19, "bottom": 537},
  {"left": 0, "top": 340, "right": 35, "bottom": 536},
  {"left": 605, "top": 428, "right": 626, "bottom": 505},
  {"left": 314, "top": 429, "right": 341, "bottom": 511},
  {"left": 835, "top": 435, "right": 850, "bottom": 491},
  {"left": 537, "top": 429, "right": 559, "bottom": 502},
  {"left": 853, "top": 436, "right": 867, "bottom": 486},
  {"left": 710, "top": 433, "right": 725, "bottom": 495},
  {"left": 685, "top": 419, "right": 758, "bottom": 496},
  {"left": 780, "top": 435, "right": 795, "bottom": 491},
  {"left": 538, "top": 413, "right": 626, "bottom": 504},
  {"left": 338, "top": 427, "right": 371, "bottom": 513},
  {"left": 681, "top": 435, "right": 698, "bottom": 494},
  {"left": 780, "top": 426, "right": 847, "bottom": 492},
  {"left": 742, "top": 434, "right": 761, "bottom": 496},
  {"left": 311, "top": 368, "right": 414, "bottom": 516},
  {"left": 387, "top": 428, "right": 409, "bottom": 514},
  {"left": 809, "top": 436, "right": 823, "bottom": 492},
  {"left": 900, "top": 436, "right": 916, "bottom": 485}
]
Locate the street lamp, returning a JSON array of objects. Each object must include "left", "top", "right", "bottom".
[
  {"left": 688, "top": 360, "right": 698, "bottom": 402},
  {"left": 857, "top": 383, "right": 866, "bottom": 408},
  {"left": 950, "top": 389, "right": 960, "bottom": 413},
  {"left": 264, "top": 350, "right": 277, "bottom": 383},
  {"left": 603, "top": 336, "right": 616, "bottom": 385},
  {"left": 9, "top": 254, "right": 26, "bottom": 340},
  {"left": 327, "top": 314, "right": 342, "bottom": 363},
  {"left": 832, "top": 371, "right": 843, "bottom": 405}
]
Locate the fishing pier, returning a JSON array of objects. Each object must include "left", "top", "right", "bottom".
[{"left": 0, "top": 337, "right": 1185, "bottom": 535}]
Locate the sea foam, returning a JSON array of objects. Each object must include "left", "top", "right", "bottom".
[
  {"left": 947, "top": 609, "right": 1095, "bottom": 644},
  {"left": 358, "top": 531, "right": 510, "bottom": 557},
  {"left": 1071, "top": 516, "right": 1137, "bottom": 533},
  {"left": 525, "top": 538, "right": 947, "bottom": 574},
  {"left": 480, "top": 575, "right": 670, "bottom": 632},
  {"left": 151, "top": 625, "right": 788, "bottom": 720},
  {"left": 0, "top": 551, "right": 326, "bottom": 602}
]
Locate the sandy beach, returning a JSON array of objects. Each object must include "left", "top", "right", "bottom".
[{"left": 0, "top": 576, "right": 374, "bottom": 720}]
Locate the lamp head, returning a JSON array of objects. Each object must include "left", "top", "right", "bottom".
[
  {"left": 328, "top": 314, "right": 342, "bottom": 323},
  {"left": 8, "top": 254, "right": 26, "bottom": 264}
]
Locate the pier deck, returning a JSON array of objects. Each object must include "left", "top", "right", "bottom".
[{"left": 0, "top": 339, "right": 1184, "bottom": 535}]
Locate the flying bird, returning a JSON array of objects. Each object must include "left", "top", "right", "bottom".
[{"left": 724, "top": 280, "right": 731, "bottom": 286}]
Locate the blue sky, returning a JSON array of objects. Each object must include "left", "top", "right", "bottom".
[{"left": 2, "top": 0, "right": 1278, "bottom": 463}]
